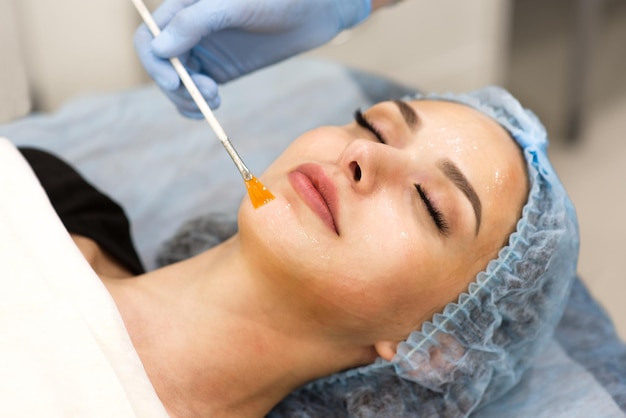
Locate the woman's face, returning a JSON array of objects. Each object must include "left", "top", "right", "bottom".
[{"left": 238, "top": 100, "right": 528, "bottom": 344}]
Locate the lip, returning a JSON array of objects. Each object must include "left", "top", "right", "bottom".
[{"left": 288, "top": 164, "right": 339, "bottom": 234}]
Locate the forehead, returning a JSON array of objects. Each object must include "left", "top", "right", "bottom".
[
  {"left": 406, "top": 99, "right": 522, "bottom": 169},
  {"left": 408, "top": 99, "right": 528, "bottom": 235},
  {"left": 407, "top": 99, "right": 510, "bottom": 140}
]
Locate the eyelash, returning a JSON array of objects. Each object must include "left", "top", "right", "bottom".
[
  {"left": 353, "top": 109, "right": 449, "bottom": 236},
  {"left": 354, "top": 109, "right": 386, "bottom": 144},
  {"left": 415, "top": 185, "right": 450, "bottom": 235}
]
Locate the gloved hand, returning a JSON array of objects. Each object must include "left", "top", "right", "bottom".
[{"left": 134, "top": 0, "right": 371, "bottom": 118}]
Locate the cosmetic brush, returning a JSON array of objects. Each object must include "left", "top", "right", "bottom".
[{"left": 131, "top": 0, "right": 275, "bottom": 209}]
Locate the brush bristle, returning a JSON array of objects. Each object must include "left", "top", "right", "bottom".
[{"left": 245, "top": 176, "right": 275, "bottom": 209}]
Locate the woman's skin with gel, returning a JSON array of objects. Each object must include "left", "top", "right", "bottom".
[
  {"left": 237, "top": 100, "right": 528, "bottom": 357},
  {"left": 78, "top": 100, "right": 528, "bottom": 418}
]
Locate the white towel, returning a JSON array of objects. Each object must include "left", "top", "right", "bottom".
[{"left": 0, "top": 138, "right": 168, "bottom": 417}]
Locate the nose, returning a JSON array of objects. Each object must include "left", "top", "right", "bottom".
[{"left": 340, "top": 138, "right": 399, "bottom": 194}]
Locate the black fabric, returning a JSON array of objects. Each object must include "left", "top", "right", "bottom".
[{"left": 19, "top": 147, "right": 145, "bottom": 275}]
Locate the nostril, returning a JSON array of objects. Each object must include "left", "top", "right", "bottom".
[{"left": 350, "top": 161, "right": 362, "bottom": 181}]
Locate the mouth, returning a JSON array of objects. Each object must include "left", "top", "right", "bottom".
[{"left": 288, "top": 164, "right": 339, "bottom": 235}]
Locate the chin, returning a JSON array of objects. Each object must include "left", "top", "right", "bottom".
[{"left": 238, "top": 193, "right": 296, "bottom": 249}]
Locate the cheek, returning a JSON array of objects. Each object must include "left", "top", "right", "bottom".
[
  {"left": 343, "top": 191, "right": 424, "bottom": 276},
  {"left": 327, "top": 202, "right": 436, "bottom": 316},
  {"left": 338, "top": 198, "right": 480, "bottom": 330}
]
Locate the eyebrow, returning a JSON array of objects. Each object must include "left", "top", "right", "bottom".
[
  {"left": 392, "top": 100, "right": 419, "bottom": 131},
  {"left": 437, "top": 159, "right": 482, "bottom": 235}
]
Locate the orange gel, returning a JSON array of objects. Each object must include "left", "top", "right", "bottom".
[{"left": 245, "top": 176, "right": 275, "bottom": 209}]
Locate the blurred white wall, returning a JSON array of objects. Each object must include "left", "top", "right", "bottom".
[
  {"left": 309, "top": 0, "right": 513, "bottom": 92},
  {"left": 0, "top": 0, "right": 31, "bottom": 122},
  {"left": 11, "top": 0, "right": 159, "bottom": 113},
  {"left": 1, "top": 0, "right": 511, "bottom": 119}
]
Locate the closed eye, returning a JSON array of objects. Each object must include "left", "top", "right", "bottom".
[
  {"left": 415, "top": 184, "right": 449, "bottom": 236},
  {"left": 354, "top": 109, "right": 386, "bottom": 144}
]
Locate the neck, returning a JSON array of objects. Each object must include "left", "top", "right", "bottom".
[{"left": 103, "top": 236, "right": 376, "bottom": 418}]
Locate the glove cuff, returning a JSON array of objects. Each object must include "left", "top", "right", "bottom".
[{"left": 334, "top": 0, "right": 372, "bottom": 29}]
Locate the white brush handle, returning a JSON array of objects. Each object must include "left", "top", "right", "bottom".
[{"left": 130, "top": 0, "right": 252, "bottom": 180}]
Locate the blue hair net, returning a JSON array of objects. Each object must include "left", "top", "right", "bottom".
[{"left": 268, "top": 86, "right": 580, "bottom": 417}]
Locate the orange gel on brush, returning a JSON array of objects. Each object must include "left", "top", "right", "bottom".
[
  {"left": 132, "top": 0, "right": 274, "bottom": 209},
  {"left": 245, "top": 176, "right": 275, "bottom": 209}
]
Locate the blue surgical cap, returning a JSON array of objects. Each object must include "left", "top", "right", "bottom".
[{"left": 269, "top": 86, "right": 580, "bottom": 417}]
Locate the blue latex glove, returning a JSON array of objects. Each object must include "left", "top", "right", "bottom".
[{"left": 134, "top": 0, "right": 371, "bottom": 118}]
